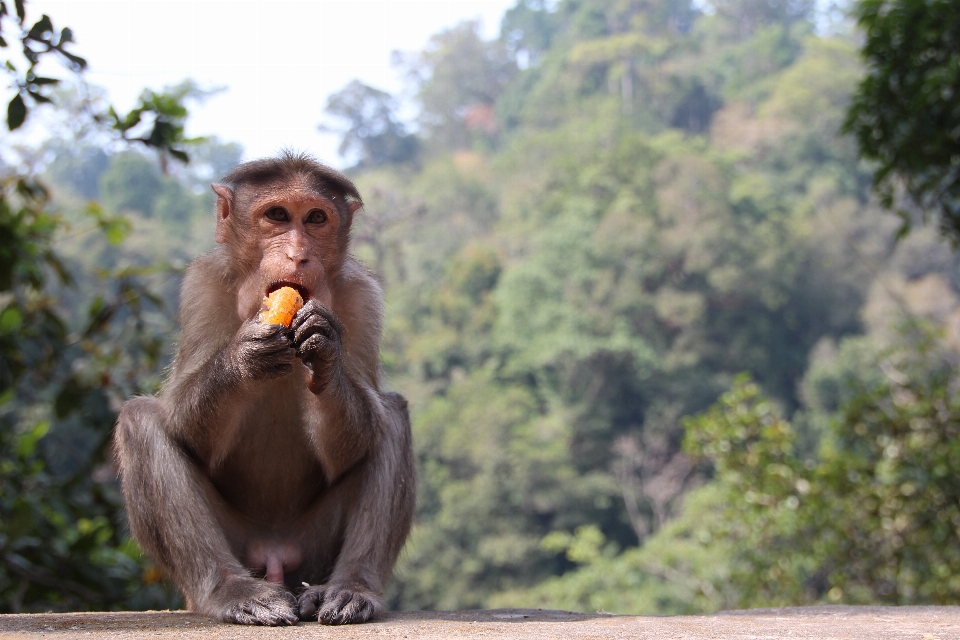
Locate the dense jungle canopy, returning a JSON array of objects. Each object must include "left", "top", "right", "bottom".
[{"left": 2, "top": 0, "right": 960, "bottom": 614}]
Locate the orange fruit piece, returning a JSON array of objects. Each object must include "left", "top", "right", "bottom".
[{"left": 259, "top": 286, "right": 304, "bottom": 327}]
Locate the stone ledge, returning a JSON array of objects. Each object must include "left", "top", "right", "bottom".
[{"left": 0, "top": 606, "right": 957, "bottom": 639}]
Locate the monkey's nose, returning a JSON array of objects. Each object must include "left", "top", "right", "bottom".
[{"left": 285, "top": 249, "right": 309, "bottom": 265}]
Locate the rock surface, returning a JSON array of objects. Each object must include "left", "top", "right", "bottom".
[{"left": 0, "top": 606, "right": 957, "bottom": 639}]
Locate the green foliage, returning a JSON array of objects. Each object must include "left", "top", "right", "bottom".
[
  {"left": 7, "top": 0, "right": 960, "bottom": 617},
  {"left": 96, "top": 150, "right": 209, "bottom": 227},
  {"left": 45, "top": 145, "right": 110, "bottom": 200},
  {"left": 683, "top": 376, "right": 815, "bottom": 605},
  {"left": 350, "top": 0, "right": 928, "bottom": 612},
  {"left": 500, "top": 0, "right": 560, "bottom": 64},
  {"left": 0, "top": 173, "right": 178, "bottom": 612},
  {"left": 0, "top": 0, "right": 203, "bottom": 612},
  {"left": 488, "top": 485, "right": 738, "bottom": 614},
  {"left": 402, "top": 20, "right": 518, "bottom": 150},
  {"left": 685, "top": 329, "right": 960, "bottom": 606},
  {"left": 0, "top": 0, "right": 86, "bottom": 131},
  {"left": 105, "top": 80, "right": 211, "bottom": 168},
  {"left": 844, "top": 0, "right": 960, "bottom": 242},
  {"left": 99, "top": 153, "right": 164, "bottom": 216}
]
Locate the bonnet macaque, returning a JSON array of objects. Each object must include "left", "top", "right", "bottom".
[{"left": 114, "top": 152, "right": 415, "bottom": 625}]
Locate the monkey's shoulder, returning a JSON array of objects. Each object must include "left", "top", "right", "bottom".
[
  {"left": 332, "top": 257, "right": 384, "bottom": 327},
  {"left": 183, "top": 248, "right": 240, "bottom": 289},
  {"left": 329, "top": 258, "right": 385, "bottom": 389},
  {"left": 168, "top": 250, "right": 242, "bottom": 372},
  {"left": 179, "top": 250, "right": 242, "bottom": 319}
]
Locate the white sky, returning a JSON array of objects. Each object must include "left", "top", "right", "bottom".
[{"left": 28, "top": 0, "right": 516, "bottom": 167}]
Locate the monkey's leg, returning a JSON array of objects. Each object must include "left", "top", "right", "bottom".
[
  {"left": 115, "top": 397, "right": 299, "bottom": 626},
  {"left": 298, "top": 392, "right": 416, "bottom": 625}
]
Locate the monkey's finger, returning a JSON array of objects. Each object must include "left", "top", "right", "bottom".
[
  {"left": 257, "top": 338, "right": 297, "bottom": 356},
  {"left": 227, "top": 590, "right": 299, "bottom": 626},
  {"left": 246, "top": 316, "right": 288, "bottom": 334},
  {"left": 291, "top": 317, "right": 323, "bottom": 345},
  {"left": 317, "top": 590, "right": 353, "bottom": 625},
  {"left": 292, "top": 313, "right": 342, "bottom": 349},
  {"left": 318, "top": 590, "right": 375, "bottom": 625},
  {"left": 295, "top": 332, "right": 331, "bottom": 359},
  {"left": 291, "top": 301, "right": 342, "bottom": 338},
  {"left": 290, "top": 313, "right": 329, "bottom": 340},
  {"left": 236, "top": 340, "right": 294, "bottom": 364},
  {"left": 290, "top": 299, "right": 325, "bottom": 323},
  {"left": 249, "top": 324, "right": 291, "bottom": 343},
  {"left": 291, "top": 329, "right": 332, "bottom": 355},
  {"left": 297, "top": 585, "right": 331, "bottom": 620},
  {"left": 297, "top": 597, "right": 318, "bottom": 620}
]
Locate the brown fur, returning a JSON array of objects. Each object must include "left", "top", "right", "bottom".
[{"left": 114, "top": 152, "right": 415, "bottom": 626}]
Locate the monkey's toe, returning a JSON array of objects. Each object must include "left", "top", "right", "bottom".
[
  {"left": 223, "top": 584, "right": 299, "bottom": 626},
  {"left": 298, "top": 584, "right": 379, "bottom": 625}
]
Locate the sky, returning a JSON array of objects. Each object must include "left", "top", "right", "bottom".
[{"left": 28, "top": 0, "right": 516, "bottom": 167}]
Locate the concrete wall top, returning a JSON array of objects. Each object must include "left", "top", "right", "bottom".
[{"left": 1, "top": 605, "right": 958, "bottom": 639}]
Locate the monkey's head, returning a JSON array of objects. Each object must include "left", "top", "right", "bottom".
[{"left": 211, "top": 151, "right": 362, "bottom": 316}]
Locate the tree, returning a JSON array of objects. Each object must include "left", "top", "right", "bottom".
[
  {"left": 99, "top": 152, "right": 164, "bottom": 215},
  {"left": 684, "top": 327, "right": 960, "bottom": 606},
  {"left": 0, "top": 0, "right": 197, "bottom": 612},
  {"left": 710, "top": 0, "right": 814, "bottom": 37},
  {"left": 500, "top": 0, "right": 559, "bottom": 66},
  {"left": 321, "top": 80, "right": 418, "bottom": 169},
  {"left": 402, "top": 20, "right": 518, "bottom": 151},
  {"left": 844, "top": 0, "right": 960, "bottom": 243}
]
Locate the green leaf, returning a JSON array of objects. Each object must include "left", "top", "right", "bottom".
[
  {"left": 7, "top": 93, "right": 26, "bottom": 130},
  {"left": 27, "top": 90, "right": 52, "bottom": 104},
  {"left": 59, "top": 49, "right": 87, "bottom": 71},
  {"left": 14, "top": 0, "right": 24, "bottom": 22},
  {"left": 26, "top": 14, "right": 53, "bottom": 41},
  {"left": 16, "top": 421, "right": 50, "bottom": 458},
  {"left": 102, "top": 217, "right": 131, "bottom": 246},
  {"left": 0, "top": 304, "right": 23, "bottom": 332}
]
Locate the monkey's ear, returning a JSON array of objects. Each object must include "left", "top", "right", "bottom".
[
  {"left": 347, "top": 200, "right": 362, "bottom": 217},
  {"left": 211, "top": 184, "right": 234, "bottom": 244}
]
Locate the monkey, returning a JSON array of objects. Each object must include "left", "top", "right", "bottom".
[{"left": 113, "top": 151, "right": 415, "bottom": 626}]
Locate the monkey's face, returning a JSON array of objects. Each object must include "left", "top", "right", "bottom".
[{"left": 240, "top": 182, "right": 347, "bottom": 316}]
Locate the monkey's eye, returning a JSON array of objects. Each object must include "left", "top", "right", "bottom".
[
  {"left": 264, "top": 207, "right": 289, "bottom": 222},
  {"left": 306, "top": 209, "right": 328, "bottom": 224}
]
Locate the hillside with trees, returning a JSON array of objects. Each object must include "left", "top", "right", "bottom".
[
  {"left": 341, "top": 0, "right": 960, "bottom": 611},
  {"left": 3, "top": 0, "right": 959, "bottom": 615}
]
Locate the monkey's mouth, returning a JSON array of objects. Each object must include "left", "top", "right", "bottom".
[{"left": 265, "top": 281, "right": 310, "bottom": 302}]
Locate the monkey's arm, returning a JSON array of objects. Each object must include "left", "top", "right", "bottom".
[
  {"left": 290, "top": 264, "right": 387, "bottom": 481},
  {"left": 291, "top": 299, "right": 386, "bottom": 481},
  {"left": 159, "top": 255, "right": 294, "bottom": 464}
]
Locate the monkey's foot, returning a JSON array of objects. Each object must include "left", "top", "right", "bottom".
[
  {"left": 298, "top": 583, "right": 382, "bottom": 625},
  {"left": 216, "top": 578, "right": 299, "bottom": 626}
]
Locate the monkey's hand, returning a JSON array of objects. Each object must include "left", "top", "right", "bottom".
[
  {"left": 227, "top": 319, "right": 296, "bottom": 381},
  {"left": 290, "top": 300, "right": 343, "bottom": 394}
]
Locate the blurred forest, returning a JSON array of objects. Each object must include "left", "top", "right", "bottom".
[{"left": 3, "top": 0, "right": 960, "bottom": 615}]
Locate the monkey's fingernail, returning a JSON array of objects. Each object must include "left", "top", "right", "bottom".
[{"left": 302, "top": 582, "right": 310, "bottom": 587}]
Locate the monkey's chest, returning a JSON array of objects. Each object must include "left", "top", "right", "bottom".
[{"left": 212, "top": 387, "right": 326, "bottom": 522}]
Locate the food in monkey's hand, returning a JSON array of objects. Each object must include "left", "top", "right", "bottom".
[{"left": 259, "top": 286, "right": 304, "bottom": 327}]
